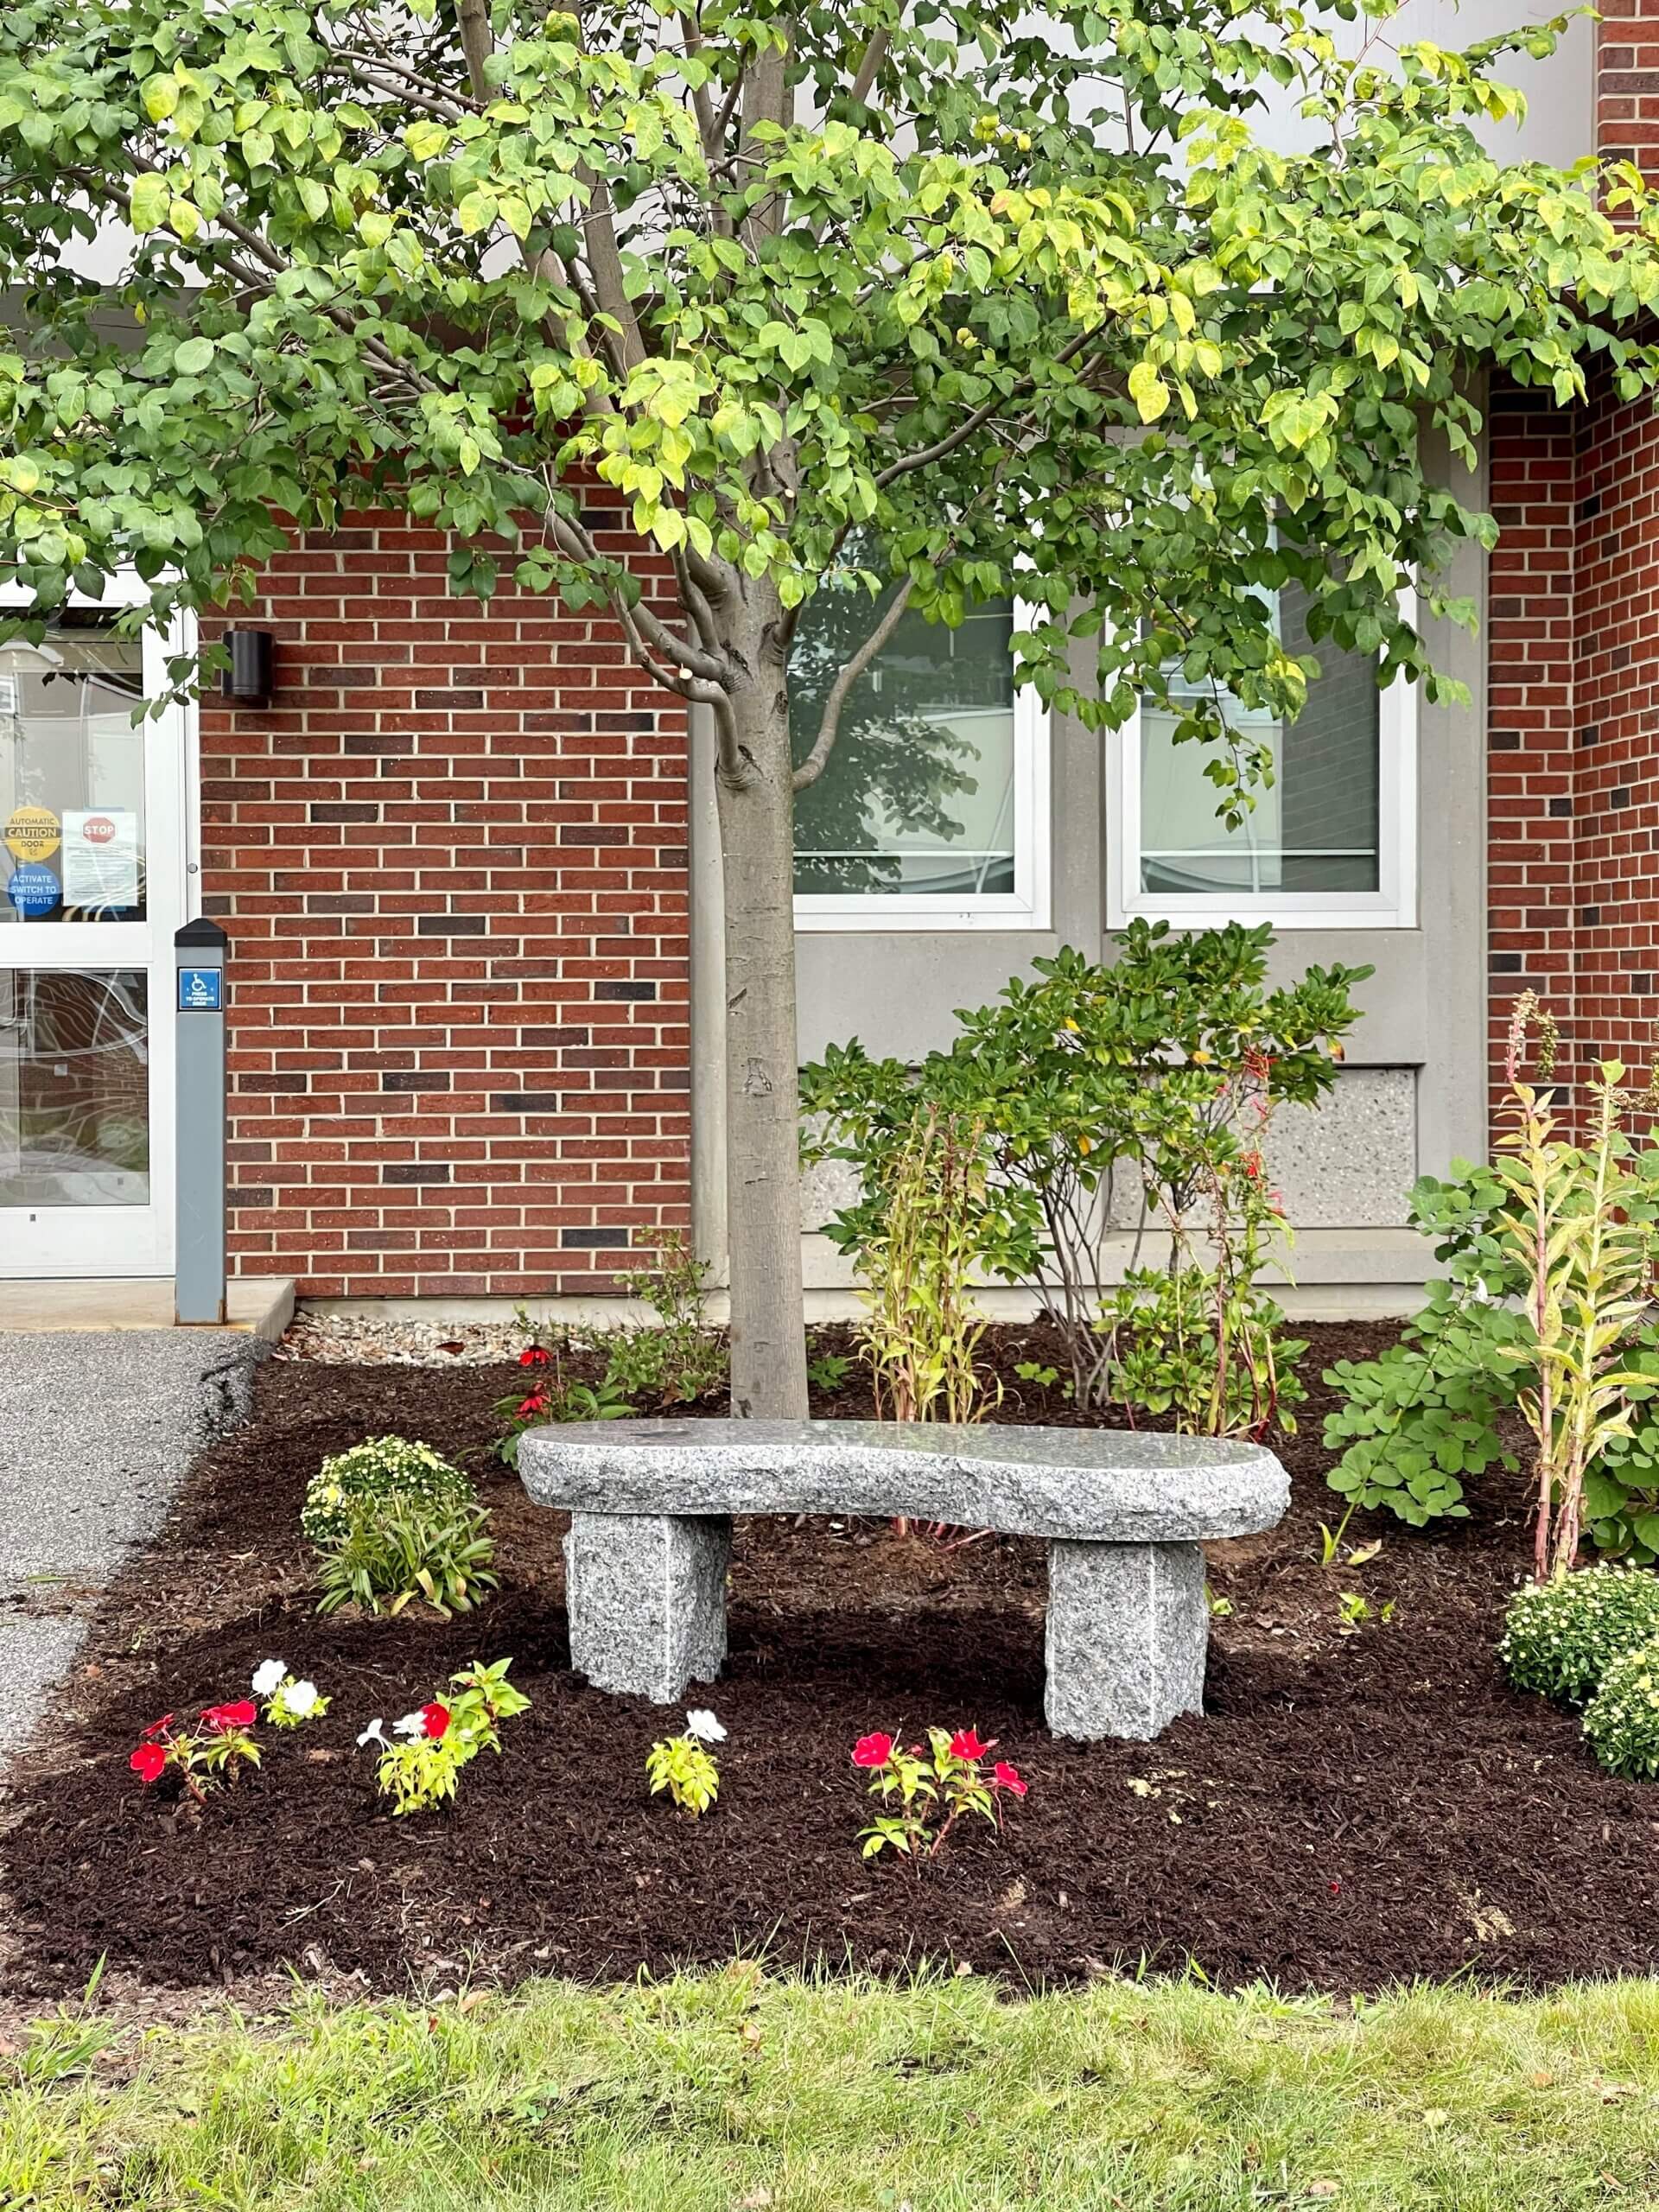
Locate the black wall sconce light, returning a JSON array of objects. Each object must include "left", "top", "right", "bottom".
[{"left": 221, "top": 627, "right": 274, "bottom": 709}]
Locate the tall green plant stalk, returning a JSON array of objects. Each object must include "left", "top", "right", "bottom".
[
  {"left": 858, "top": 1106, "right": 995, "bottom": 1436},
  {"left": 1495, "top": 1054, "right": 1652, "bottom": 1583}
]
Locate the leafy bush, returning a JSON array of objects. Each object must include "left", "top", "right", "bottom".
[
  {"left": 1097, "top": 1263, "right": 1306, "bottom": 1440},
  {"left": 1324, "top": 1001, "right": 1659, "bottom": 1563},
  {"left": 608, "top": 1229, "right": 728, "bottom": 1407},
  {"left": 315, "top": 1497, "right": 499, "bottom": 1619},
  {"left": 1499, "top": 1567, "right": 1659, "bottom": 1706},
  {"left": 803, "top": 923, "right": 1366, "bottom": 1413},
  {"left": 499, "top": 1232, "right": 728, "bottom": 1464},
  {"left": 1583, "top": 1637, "right": 1659, "bottom": 1780},
  {"left": 302, "top": 1436, "right": 474, "bottom": 1550},
  {"left": 1324, "top": 1286, "right": 1524, "bottom": 1526}
]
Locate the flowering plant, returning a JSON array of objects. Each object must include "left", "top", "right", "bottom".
[
  {"left": 251, "top": 1658, "right": 328, "bottom": 1729},
  {"left": 853, "top": 1726, "right": 1027, "bottom": 1859},
  {"left": 645, "top": 1707, "right": 724, "bottom": 1816},
  {"left": 356, "top": 1658, "right": 531, "bottom": 1815},
  {"left": 300, "top": 1435, "right": 474, "bottom": 1548},
  {"left": 128, "top": 1700, "right": 261, "bottom": 1804}
]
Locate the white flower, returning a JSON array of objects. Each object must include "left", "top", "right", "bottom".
[
  {"left": 685, "top": 1708, "right": 726, "bottom": 1744},
  {"left": 284, "top": 1679, "right": 321, "bottom": 1718},
  {"left": 251, "top": 1657, "right": 287, "bottom": 1696},
  {"left": 355, "top": 1718, "right": 389, "bottom": 1751},
  {"left": 393, "top": 1709, "right": 429, "bottom": 1738}
]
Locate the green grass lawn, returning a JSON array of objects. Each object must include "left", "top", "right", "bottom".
[{"left": 6, "top": 1970, "right": 1659, "bottom": 2209}]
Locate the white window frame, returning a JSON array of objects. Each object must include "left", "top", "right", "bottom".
[
  {"left": 791, "top": 599, "right": 1052, "bottom": 935},
  {"left": 1106, "top": 588, "right": 1419, "bottom": 933}
]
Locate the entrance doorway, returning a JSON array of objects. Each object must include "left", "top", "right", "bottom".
[{"left": 0, "top": 590, "right": 190, "bottom": 1277}]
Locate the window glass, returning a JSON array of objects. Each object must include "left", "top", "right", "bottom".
[
  {"left": 1, "top": 623, "right": 146, "bottom": 925},
  {"left": 0, "top": 969, "right": 150, "bottom": 1205},
  {"left": 790, "top": 585, "right": 1018, "bottom": 897},
  {"left": 1138, "top": 577, "right": 1381, "bottom": 897}
]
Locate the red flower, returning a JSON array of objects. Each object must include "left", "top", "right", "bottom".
[
  {"left": 948, "top": 1728, "right": 989, "bottom": 1763},
  {"left": 130, "top": 1743, "right": 167, "bottom": 1784},
  {"left": 992, "top": 1761, "right": 1027, "bottom": 1798},
  {"left": 852, "top": 1732, "right": 894, "bottom": 1770},
  {"left": 141, "top": 1713, "right": 175, "bottom": 1740},
  {"left": 519, "top": 1345, "right": 551, "bottom": 1368},
  {"left": 421, "top": 1701, "right": 451, "bottom": 1741},
  {"left": 517, "top": 1394, "right": 548, "bottom": 1417},
  {"left": 200, "top": 1700, "right": 257, "bottom": 1732}
]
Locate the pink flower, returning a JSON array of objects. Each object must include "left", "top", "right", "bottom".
[
  {"left": 421, "top": 1701, "right": 451, "bottom": 1741},
  {"left": 130, "top": 1743, "right": 167, "bottom": 1784},
  {"left": 519, "top": 1345, "right": 551, "bottom": 1368},
  {"left": 948, "top": 1728, "right": 989, "bottom": 1763},
  {"left": 200, "top": 1700, "right": 257, "bottom": 1732},
  {"left": 518, "top": 1394, "right": 548, "bottom": 1417},
  {"left": 992, "top": 1761, "right": 1027, "bottom": 1798},
  {"left": 141, "top": 1713, "right": 175, "bottom": 1740},
  {"left": 852, "top": 1732, "right": 894, "bottom": 1770}
]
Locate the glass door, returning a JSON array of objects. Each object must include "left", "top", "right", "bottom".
[{"left": 0, "top": 598, "right": 187, "bottom": 1276}]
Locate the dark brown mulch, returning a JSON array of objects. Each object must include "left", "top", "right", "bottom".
[{"left": 3, "top": 1319, "right": 1658, "bottom": 2002}]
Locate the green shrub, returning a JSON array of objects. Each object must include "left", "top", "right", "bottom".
[
  {"left": 610, "top": 1228, "right": 728, "bottom": 1406},
  {"left": 1096, "top": 1264, "right": 1306, "bottom": 1440},
  {"left": 802, "top": 923, "right": 1367, "bottom": 1412},
  {"left": 1323, "top": 1285, "right": 1523, "bottom": 1527},
  {"left": 302, "top": 1435, "right": 474, "bottom": 1549},
  {"left": 314, "top": 1496, "right": 499, "bottom": 1619},
  {"left": 1323, "top": 1123, "right": 1659, "bottom": 1555},
  {"left": 1498, "top": 1566, "right": 1659, "bottom": 1706},
  {"left": 1583, "top": 1637, "right": 1659, "bottom": 1779}
]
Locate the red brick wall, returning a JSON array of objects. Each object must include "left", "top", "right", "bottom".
[
  {"left": 199, "top": 512, "right": 693, "bottom": 1299},
  {"left": 1486, "top": 388, "right": 1582, "bottom": 1118},
  {"left": 1569, "top": 370, "right": 1659, "bottom": 1088},
  {"left": 1484, "top": 16, "right": 1659, "bottom": 1126}
]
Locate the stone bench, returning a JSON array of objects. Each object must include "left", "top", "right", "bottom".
[{"left": 518, "top": 1419, "right": 1288, "bottom": 1742}]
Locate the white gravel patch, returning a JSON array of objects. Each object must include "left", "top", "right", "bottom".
[{"left": 273, "top": 1313, "right": 540, "bottom": 1366}]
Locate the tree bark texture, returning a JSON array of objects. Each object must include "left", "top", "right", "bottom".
[{"left": 714, "top": 617, "right": 811, "bottom": 1420}]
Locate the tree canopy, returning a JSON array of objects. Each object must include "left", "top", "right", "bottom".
[{"left": 3, "top": 0, "right": 1658, "bottom": 798}]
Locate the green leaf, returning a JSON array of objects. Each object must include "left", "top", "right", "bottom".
[
  {"left": 128, "top": 173, "right": 169, "bottom": 232},
  {"left": 173, "top": 336, "right": 214, "bottom": 375},
  {"left": 1128, "top": 360, "right": 1169, "bottom": 423},
  {"left": 141, "top": 76, "right": 177, "bottom": 124}
]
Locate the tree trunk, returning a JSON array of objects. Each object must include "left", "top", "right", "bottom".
[{"left": 715, "top": 639, "right": 810, "bottom": 1420}]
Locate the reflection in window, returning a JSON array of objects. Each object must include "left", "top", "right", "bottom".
[
  {"left": 0, "top": 969, "right": 150, "bottom": 1206},
  {"left": 1, "top": 623, "right": 146, "bottom": 925},
  {"left": 1139, "top": 577, "right": 1381, "bottom": 897},
  {"left": 790, "top": 583, "right": 1018, "bottom": 897}
]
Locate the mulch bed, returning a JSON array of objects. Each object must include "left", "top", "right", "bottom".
[{"left": 3, "top": 1319, "right": 1658, "bottom": 2000}]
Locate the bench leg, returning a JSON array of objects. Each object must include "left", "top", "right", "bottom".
[
  {"left": 1044, "top": 1540, "right": 1207, "bottom": 1741},
  {"left": 563, "top": 1513, "right": 731, "bottom": 1702}
]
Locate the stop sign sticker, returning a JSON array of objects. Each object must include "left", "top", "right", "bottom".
[{"left": 62, "top": 808, "right": 139, "bottom": 908}]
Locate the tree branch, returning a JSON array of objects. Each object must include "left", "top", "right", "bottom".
[{"left": 791, "top": 574, "right": 916, "bottom": 791}]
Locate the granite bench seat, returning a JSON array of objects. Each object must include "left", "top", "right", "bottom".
[{"left": 519, "top": 1419, "right": 1288, "bottom": 1741}]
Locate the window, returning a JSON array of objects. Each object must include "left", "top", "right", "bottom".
[
  {"left": 1108, "top": 576, "right": 1417, "bottom": 931},
  {"left": 790, "top": 581, "right": 1050, "bottom": 931}
]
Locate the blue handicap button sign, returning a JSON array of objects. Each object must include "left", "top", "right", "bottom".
[
  {"left": 6, "top": 861, "right": 60, "bottom": 918},
  {"left": 178, "top": 967, "right": 223, "bottom": 1012}
]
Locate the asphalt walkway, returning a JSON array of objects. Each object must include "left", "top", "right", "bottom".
[{"left": 0, "top": 1330, "right": 265, "bottom": 1750}]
